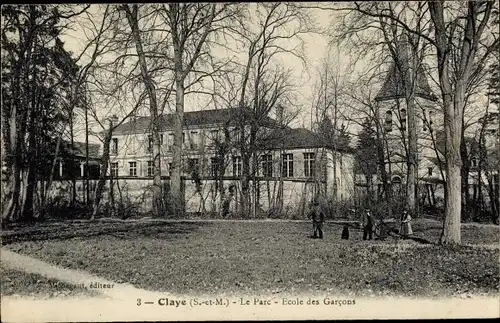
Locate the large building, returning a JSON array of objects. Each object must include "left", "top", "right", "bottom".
[{"left": 107, "top": 107, "right": 355, "bottom": 216}]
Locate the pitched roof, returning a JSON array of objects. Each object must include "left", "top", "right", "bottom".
[
  {"left": 259, "top": 127, "right": 352, "bottom": 152},
  {"left": 61, "top": 141, "right": 101, "bottom": 159},
  {"left": 113, "top": 108, "right": 280, "bottom": 135},
  {"left": 375, "top": 36, "right": 437, "bottom": 102},
  {"left": 73, "top": 141, "right": 101, "bottom": 159},
  {"left": 375, "top": 62, "right": 437, "bottom": 102},
  {"left": 112, "top": 108, "right": 351, "bottom": 152}
]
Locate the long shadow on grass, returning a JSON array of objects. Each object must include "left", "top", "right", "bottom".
[
  {"left": 1, "top": 221, "right": 205, "bottom": 245},
  {"left": 340, "top": 223, "right": 436, "bottom": 245}
]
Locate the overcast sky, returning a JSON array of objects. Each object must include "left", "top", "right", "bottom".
[
  {"left": 60, "top": 4, "right": 365, "bottom": 144},
  {"left": 62, "top": 3, "right": 495, "bottom": 147}
]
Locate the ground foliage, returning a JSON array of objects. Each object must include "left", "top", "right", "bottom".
[{"left": 3, "top": 219, "right": 499, "bottom": 298}]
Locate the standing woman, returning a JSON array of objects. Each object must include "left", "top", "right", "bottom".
[{"left": 400, "top": 209, "right": 413, "bottom": 237}]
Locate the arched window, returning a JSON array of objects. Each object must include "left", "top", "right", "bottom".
[{"left": 391, "top": 175, "right": 402, "bottom": 184}]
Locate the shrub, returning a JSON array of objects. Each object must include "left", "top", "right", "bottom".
[
  {"left": 43, "top": 198, "right": 92, "bottom": 220},
  {"left": 320, "top": 198, "right": 357, "bottom": 220}
]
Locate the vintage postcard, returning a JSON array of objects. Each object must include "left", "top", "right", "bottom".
[{"left": 1, "top": 2, "right": 499, "bottom": 322}]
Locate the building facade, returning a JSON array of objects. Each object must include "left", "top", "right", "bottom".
[{"left": 106, "top": 108, "right": 355, "bottom": 216}]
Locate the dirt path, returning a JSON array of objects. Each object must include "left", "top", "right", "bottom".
[{"left": 1, "top": 248, "right": 161, "bottom": 301}]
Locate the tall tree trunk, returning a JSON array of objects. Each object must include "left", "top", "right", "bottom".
[
  {"left": 2, "top": 70, "right": 22, "bottom": 224},
  {"left": 2, "top": 107, "right": 22, "bottom": 223},
  {"left": 237, "top": 39, "right": 254, "bottom": 218},
  {"left": 406, "top": 96, "right": 417, "bottom": 215},
  {"left": 238, "top": 110, "right": 251, "bottom": 217},
  {"left": 109, "top": 174, "right": 115, "bottom": 218},
  {"left": 85, "top": 96, "right": 90, "bottom": 204},
  {"left": 460, "top": 133, "right": 470, "bottom": 220},
  {"left": 166, "top": 4, "right": 217, "bottom": 217},
  {"left": 21, "top": 92, "right": 37, "bottom": 222},
  {"left": 2, "top": 6, "right": 35, "bottom": 224},
  {"left": 486, "top": 175, "right": 498, "bottom": 223},
  {"left": 20, "top": 167, "right": 36, "bottom": 221},
  {"left": 70, "top": 107, "right": 76, "bottom": 206},
  {"left": 124, "top": 5, "right": 163, "bottom": 216},
  {"left": 91, "top": 123, "right": 113, "bottom": 220},
  {"left": 375, "top": 103, "right": 392, "bottom": 215},
  {"left": 251, "top": 150, "right": 258, "bottom": 218},
  {"left": 476, "top": 116, "right": 488, "bottom": 220},
  {"left": 395, "top": 35, "right": 417, "bottom": 216},
  {"left": 20, "top": 56, "right": 39, "bottom": 221},
  {"left": 240, "top": 148, "right": 250, "bottom": 217},
  {"left": 172, "top": 73, "right": 184, "bottom": 217},
  {"left": 429, "top": 2, "right": 462, "bottom": 245},
  {"left": 43, "top": 131, "right": 63, "bottom": 215},
  {"left": 243, "top": 121, "right": 259, "bottom": 218},
  {"left": 169, "top": 4, "right": 185, "bottom": 218},
  {"left": 497, "top": 112, "right": 500, "bottom": 225},
  {"left": 441, "top": 80, "right": 465, "bottom": 244}
]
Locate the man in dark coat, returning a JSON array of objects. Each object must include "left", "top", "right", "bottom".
[
  {"left": 310, "top": 201, "right": 325, "bottom": 239},
  {"left": 362, "top": 208, "right": 374, "bottom": 240}
]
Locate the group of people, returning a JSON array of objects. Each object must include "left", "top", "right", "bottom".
[
  {"left": 360, "top": 208, "right": 413, "bottom": 240},
  {"left": 308, "top": 201, "right": 413, "bottom": 240}
]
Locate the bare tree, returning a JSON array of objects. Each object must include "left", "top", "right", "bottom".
[
  {"left": 85, "top": 57, "right": 149, "bottom": 219},
  {"left": 88, "top": 97, "right": 146, "bottom": 220},
  {"left": 311, "top": 47, "right": 353, "bottom": 207},
  {"left": 76, "top": 5, "right": 155, "bottom": 219},
  {"left": 39, "top": 5, "right": 114, "bottom": 215},
  {"left": 159, "top": 3, "right": 240, "bottom": 217},
  {"left": 342, "top": 80, "right": 395, "bottom": 215},
  {"left": 427, "top": 1, "right": 498, "bottom": 243},
  {"left": 1, "top": 4, "right": 93, "bottom": 223},
  {"left": 122, "top": 4, "right": 165, "bottom": 216},
  {"left": 225, "top": 3, "right": 314, "bottom": 216},
  {"left": 313, "top": 0, "right": 499, "bottom": 244}
]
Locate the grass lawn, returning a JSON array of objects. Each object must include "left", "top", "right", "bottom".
[
  {"left": 1, "top": 264, "right": 99, "bottom": 299},
  {"left": 2, "top": 219, "right": 499, "bottom": 298}
]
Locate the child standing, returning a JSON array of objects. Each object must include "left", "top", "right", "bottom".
[{"left": 341, "top": 224, "right": 349, "bottom": 240}]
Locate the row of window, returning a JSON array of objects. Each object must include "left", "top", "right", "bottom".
[
  {"left": 111, "top": 153, "right": 321, "bottom": 178},
  {"left": 384, "top": 109, "right": 435, "bottom": 133},
  {"left": 111, "top": 130, "right": 224, "bottom": 155}
]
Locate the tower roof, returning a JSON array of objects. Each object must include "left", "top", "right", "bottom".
[{"left": 375, "top": 35, "right": 437, "bottom": 102}]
